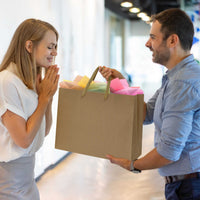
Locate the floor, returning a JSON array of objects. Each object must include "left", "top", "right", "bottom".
[{"left": 37, "top": 124, "right": 165, "bottom": 200}]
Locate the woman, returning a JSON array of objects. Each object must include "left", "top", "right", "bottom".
[{"left": 0, "top": 19, "right": 59, "bottom": 199}]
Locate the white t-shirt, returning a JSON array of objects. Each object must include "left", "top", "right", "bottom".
[{"left": 0, "top": 62, "right": 45, "bottom": 162}]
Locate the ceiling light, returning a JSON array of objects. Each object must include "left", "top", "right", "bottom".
[
  {"left": 129, "top": 7, "right": 140, "bottom": 13},
  {"left": 120, "top": 1, "right": 133, "bottom": 8},
  {"left": 142, "top": 15, "right": 151, "bottom": 22},
  {"left": 137, "top": 12, "right": 147, "bottom": 18}
]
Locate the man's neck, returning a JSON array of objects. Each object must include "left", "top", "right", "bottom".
[{"left": 166, "top": 51, "right": 191, "bottom": 70}]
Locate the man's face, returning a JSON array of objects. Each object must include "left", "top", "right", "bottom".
[{"left": 145, "top": 20, "right": 170, "bottom": 66}]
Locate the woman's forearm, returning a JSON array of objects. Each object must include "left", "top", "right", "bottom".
[
  {"left": 45, "top": 98, "right": 53, "bottom": 136},
  {"left": 25, "top": 96, "right": 50, "bottom": 146}
]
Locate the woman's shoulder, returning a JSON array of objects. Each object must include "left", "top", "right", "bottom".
[
  {"left": 0, "top": 69, "right": 14, "bottom": 83},
  {"left": 0, "top": 62, "right": 27, "bottom": 89},
  {"left": 0, "top": 69, "right": 20, "bottom": 88}
]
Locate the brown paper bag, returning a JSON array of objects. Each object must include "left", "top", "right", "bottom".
[{"left": 55, "top": 67, "right": 144, "bottom": 160}]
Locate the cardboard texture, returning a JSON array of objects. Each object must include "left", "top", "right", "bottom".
[{"left": 55, "top": 88, "right": 144, "bottom": 160}]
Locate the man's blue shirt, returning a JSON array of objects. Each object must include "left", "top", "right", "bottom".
[{"left": 144, "top": 54, "right": 200, "bottom": 176}]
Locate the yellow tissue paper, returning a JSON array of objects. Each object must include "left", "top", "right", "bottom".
[{"left": 77, "top": 76, "right": 94, "bottom": 88}]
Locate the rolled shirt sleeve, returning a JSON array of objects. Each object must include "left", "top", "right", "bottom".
[{"left": 0, "top": 80, "right": 27, "bottom": 120}]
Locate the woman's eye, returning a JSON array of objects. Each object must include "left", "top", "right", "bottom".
[{"left": 48, "top": 47, "right": 52, "bottom": 50}]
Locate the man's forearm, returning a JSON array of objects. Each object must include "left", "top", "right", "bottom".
[
  {"left": 134, "top": 148, "right": 172, "bottom": 170},
  {"left": 143, "top": 102, "right": 147, "bottom": 121}
]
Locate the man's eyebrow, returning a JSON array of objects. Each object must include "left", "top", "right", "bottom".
[{"left": 150, "top": 33, "right": 156, "bottom": 38}]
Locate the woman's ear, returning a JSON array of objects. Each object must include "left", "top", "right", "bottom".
[{"left": 25, "top": 40, "right": 33, "bottom": 53}]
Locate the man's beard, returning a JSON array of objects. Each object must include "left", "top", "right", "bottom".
[{"left": 153, "top": 41, "right": 170, "bottom": 66}]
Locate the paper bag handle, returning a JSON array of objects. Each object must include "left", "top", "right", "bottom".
[{"left": 82, "top": 67, "right": 111, "bottom": 100}]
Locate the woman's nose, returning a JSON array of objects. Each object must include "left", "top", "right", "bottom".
[{"left": 51, "top": 49, "right": 57, "bottom": 56}]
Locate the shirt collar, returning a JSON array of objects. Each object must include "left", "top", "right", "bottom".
[{"left": 165, "top": 54, "right": 194, "bottom": 78}]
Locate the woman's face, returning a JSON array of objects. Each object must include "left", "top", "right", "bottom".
[{"left": 35, "top": 30, "right": 57, "bottom": 68}]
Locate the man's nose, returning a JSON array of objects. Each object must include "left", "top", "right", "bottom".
[{"left": 145, "top": 39, "right": 151, "bottom": 48}]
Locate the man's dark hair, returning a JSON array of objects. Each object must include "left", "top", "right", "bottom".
[{"left": 151, "top": 8, "right": 194, "bottom": 51}]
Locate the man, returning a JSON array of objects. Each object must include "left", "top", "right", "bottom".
[{"left": 100, "top": 8, "right": 200, "bottom": 199}]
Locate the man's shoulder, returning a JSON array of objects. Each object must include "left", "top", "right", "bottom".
[
  {"left": 168, "top": 61, "right": 200, "bottom": 94},
  {"left": 178, "top": 61, "right": 200, "bottom": 81}
]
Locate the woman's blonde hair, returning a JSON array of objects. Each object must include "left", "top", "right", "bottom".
[{"left": 0, "top": 18, "right": 59, "bottom": 89}]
